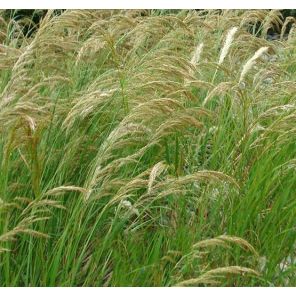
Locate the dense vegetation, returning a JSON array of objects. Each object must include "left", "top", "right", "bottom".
[{"left": 0, "top": 9, "right": 296, "bottom": 286}]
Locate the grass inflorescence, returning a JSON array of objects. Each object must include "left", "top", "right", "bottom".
[{"left": 0, "top": 9, "right": 296, "bottom": 286}]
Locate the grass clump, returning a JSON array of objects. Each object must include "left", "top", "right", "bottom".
[{"left": 0, "top": 9, "right": 296, "bottom": 286}]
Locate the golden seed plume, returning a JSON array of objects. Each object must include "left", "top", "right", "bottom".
[
  {"left": 239, "top": 46, "right": 269, "bottom": 83},
  {"left": 190, "top": 42, "right": 204, "bottom": 65},
  {"left": 218, "top": 27, "right": 238, "bottom": 65}
]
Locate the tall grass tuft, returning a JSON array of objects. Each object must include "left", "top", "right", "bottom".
[{"left": 0, "top": 9, "right": 295, "bottom": 287}]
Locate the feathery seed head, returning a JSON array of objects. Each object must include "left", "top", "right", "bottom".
[
  {"left": 218, "top": 27, "right": 238, "bottom": 65},
  {"left": 190, "top": 42, "right": 204, "bottom": 65},
  {"left": 239, "top": 46, "right": 269, "bottom": 83}
]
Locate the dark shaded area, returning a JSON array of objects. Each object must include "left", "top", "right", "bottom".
[
  {"left": 1, "top": 9, "right": 295, "bottom": 38},
  {"left": 281, "top": 9, "right": 296, "bottom": 19},
  {"left": 2, "top": 9, "right": 64, "bottom": 37},
  {"left": 268, "top": 9, "right": 296, "bottom": 38}
]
